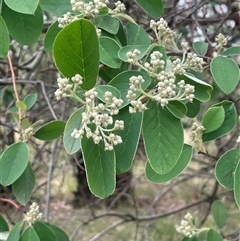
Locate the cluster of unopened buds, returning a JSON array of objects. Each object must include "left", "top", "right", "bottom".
[
  {"left": 58, "top": 12, "right": 78, "bottom": 28},
  {"left": 71, "top": 0, "right": 109, "bottom": 15},
  {"left": 113, "top": 1, "right": 126, "bottom": 13},
  {"left": 22, "top": 127, "right": 34, "bottom": 142},
  {"left": 126, "top": 71, "right": 195, "bottom": 111},
  {"left": 70, "top": 89, "right": 124, "bottom": 150},
  {"left": 176, "top": 213, "right": 198, "bottom": 238},
  {"left": 24, "top": 202, "right": 42, "bottom": 224},
  {"left": 54, "top": 74, "right": 83, "bottom": 100},
  {"left": 215, "top": 33, "right": 227, "bottom": 53},
  {"left": 190, "top": 122, "right": 205, "bottom": 151},
  {"left": 150, "top": 18, "right": 176, "bottom": 46}
]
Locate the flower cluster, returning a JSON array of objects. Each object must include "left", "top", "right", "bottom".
[
  {"left": 24, "top": 202, "right": 42, "bottom": 224},
  {"left": 176, "top": 213, "right": 197, "bottom": 238},
  {"left": 150, "top": 18, "right": 176, "bottom": 46},
  {"left": 54, "top": 74, "right": 83, "bottom": 100},
  {"left": 71, "top": 0, "right": 109, "bottom": 16},
  {"left": 126, "top": 49, "right": 141, "bottom": 64},
  {"left": 172, "top": 58, "right": 186, "bottom": 75},
  {"left": 113, "top": 1, "right": 126, "bottom": 13},
  {"left": 71, "top": 89, "right": 124, "bottom": 151},
  {"left": 144, "top": 51, "right": 165, "bottom": 74},
  {"left": 58, "top": 12, "right": 78, "bottom": 28},
  {"left": 215, "top": 33, "right": 227, "bottom": 53},
  {"left": 22, "top": 127, "right": 34, "bottom": 142},
  {"left": 185, "top": 53, "right": 205, "bottom": 72},
  {"left": 190, "top": 122, "right": 205, "bottom": 151}
]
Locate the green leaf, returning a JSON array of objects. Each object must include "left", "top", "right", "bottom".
[
  {"left": 2, "top": 4, "right": 43, "bottom": 45},
  {"left": 33, "top": 221, "right": 58, "bottom": 241},
  {"left": 99, "top": 36, "right": 122, "bottom": 68},
  {"left": 15, "top": 101, "right": 27, "bottom": 111},
  {"left": 142, "top": 101, "right": 184, "bottom": 174},
  {"left": 114, "top": 107, "right": 143, "bottom": 174},
  {"left": 210, "top": 56, "right": 239, "bottom": 94},
  {"left": 44, "top": 223, "right": 69, "bottom": 241},
  {"left": 23, "top": 94, "right": 37, "bottom": 110},
  {"left": 12, "top": 162, "right": 35, "bottom": 205},
  {"left": 19, "top": 226, "right": 40, "bottom": 241},
  {"left": 81, "top": 132, "right": 115, "bottom": 198},
  {"left": 0, "top": 16, "right": 10, "bottom": 58},
  {"left": 118, "top": 45, "right": 150, "bottom": 62},
  {"left": 109, "top": 70, "right": 151, "bottom": 108},
  {"left": 146, "top": 144, "right": 192, "bottom": 183},
  {"left": 53, "top": 19, "right": 99, "bottom": 90},
  {"left": 193, "top": 41, "right": 208, "bottom": 56},
  {"left": 185, "top": 99, "right": 201, "bottom": 118},
  {"left": 234, "top": 160, "right": 240, "bottom": 208},
  {"left": 135, "top": 0, "right": 164, "bottom": 18},
  {"left": 6, "top": 221, "right": 23, "bottom": 241},
  {"left": 202, "top": 101, "right": 237, "bottom": 142},
  {"left": 178, "top": 74, "right": 212, "bottom": 102},
  {"left": 39, "top": 0, "right": 72, "bottom": 16},
  {"left": 44, "top": 21, "right": 61, "bottom": 52},
  {"left": 167, "top": 101, "right": 187, "bottom": 119},
  {"left": 94, "top": 15, "right": 119, "bottom": 34},
  {"left": 215, "top": 148, "right": 240, "bottom": 190},
  {"left": 0, "top": 142, "right": 29, "bottom": 186},
  {"left": 63, "top": 107, "right": 84, "bottom": 154},
  {"left": 4, "top": 0, "right": 38, "bottom": 14},
  {"left": 207, "top": 229, "right": 223, "bottom": 241},
  {"left": 0, "top": 215, "right": 9, "bottom": 232},
  {"left": 95, "top": 85, "right": 121, "bottom": 103},
  {"left": 221, "top": 46, "right": 240, "bottom": 56},
  {"left": 126, "top": 22, "right": 151, "bottom": 45},
  {"left": 211, "top": 200, "right": 228, "bottom": 229},
  {"left": 202, "top": 106, "right": 225, "bottom": 134},
  {"left": 34, "top": 120, "right": 65, "bottom": 141}
]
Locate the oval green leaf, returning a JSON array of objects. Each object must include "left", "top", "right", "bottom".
[
  {"left": 33, "top": 221, "right": 58, "bottom": 241},
  {"left": 44, "top": 21, "right": 61, "bottom": 52},
  {"left": 23, "top": 94, "right": 37, "bottom": 110},
  {"left": 167, "top": 101, "right": 187, "bottom": 119},
  {"left": 0, "top": 142, "right": 29, "bottom": 186},
  {"left": 146, "top": 144, "right": 192, "bottom": 183},
  {"left": 185, "top": 99, "right": 201, "bottom": 118},
  {"left": 53, "top": 19, "right": 99, "bottom": 90},
  {"left": 234, "top": 160, "right": 240, "bottom": 208},
  {"left": 99, "top": 36, "right": 122, "bottom": 68},
  {"left": 126, "top": 22, "right": 151, "bottom": 45},
  {"left": 34, "top": 120, "right": 65, "bottom": 141},
  {"left": 114, "top": 107, "right": 143, "bottom": 174},
  {"left": 0, "top": 16, "right": 10, "bottom": 58},
  {"left": 135, "top": 0, "right": 164, "bottom": 18},
  {"left": 202, "top": 106, "right": 225, "bottom": 134},
  {"left": 4, "top": 0, "right": 38, "bottom": 14},
  {"left": 143, "top": 101, "right": 184, "bottom": 174},
  {"left": 16, "top": 100, "right": 27, "bottom": 111},
  {"left": 207, "top": 229, "right": 223, "bottom": 241},
  {"left": 221, "top": 46, "right": 240, "bottom": 56},
  {"left": 215, "top": 148, "right": 240, "bottom": 190},
  {"left": 40, "top": 0, "right": 72, "bottom": 16},
  {"left": 94, "top": 15, "right": 119, "bottom": 34},
  {"left": 210, "top": 56, "right": 239, "bottom": 94},
  {"left": 211, "top": 200, "right": 228, "bottom": 229},
  {"left": 12, "top": 162, "right": 35, "bottom": 205},
  {"left": 63, "top": 107, "right": 84, "bottom": 154},
  {"left": 81, "top": 131, "right": 116, "bottom": 198},
  {"left": 2, "top": 4, "right": 43, "bottom": 45},
  {"left": 44, "top": 223, "right": 69, "bottom": 241},
  {"left": 19, "top": 226, "right": 40, "bottom": 241},
  {"left": 0, "top": 215, "right": 9, "bottom": 232},
  {"left": 202, "top": 101, "right": 237, "bottom": 142},
  {"left": 6, "top": 221, "right": 23, "bottom": 241},
  {"left": 193, "top": 41, "right": 208, "bottom": 56}
]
